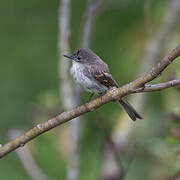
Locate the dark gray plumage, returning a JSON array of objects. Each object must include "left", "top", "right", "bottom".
[{"left": 64, "top": 48, "right": 143, "bottom": 121}]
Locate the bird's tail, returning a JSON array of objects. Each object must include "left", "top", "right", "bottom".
[{"left": 119, "top": 99, "right": 143, "bottom": 121}]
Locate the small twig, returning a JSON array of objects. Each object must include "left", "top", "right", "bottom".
[
  {"left": 168, "top": 73, "right": 180, "bottom": 91},
  {"left": 0, "top": 45, "right": 180, "bottom": 158},
  {"left": 134, "top": 79, "right": 180, "bottom": 93}
]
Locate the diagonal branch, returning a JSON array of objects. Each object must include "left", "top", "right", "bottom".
[
  {"left": 129, "top": 45, "right": 180, "bottom": 89},
  {"left": 0, "top": 45, "right": 180, "bottom": 159}
]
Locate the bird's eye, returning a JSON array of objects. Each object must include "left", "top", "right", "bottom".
[{"left": 77, "top": 56, "right": 81, "bottom": 60}]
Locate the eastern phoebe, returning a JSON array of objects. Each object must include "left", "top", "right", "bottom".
[{"left": 64, "top": 48, "right": 142, "bottom": 121}]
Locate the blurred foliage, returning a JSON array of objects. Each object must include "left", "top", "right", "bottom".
[{"left": 0, "top": 0, "right": 180, "bottom": 180}]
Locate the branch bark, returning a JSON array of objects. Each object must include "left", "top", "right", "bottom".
[
  {"left": 0, "top": 45, "right": 180, "bottom": 158},
  {"left": 134, "top": 79, "right": 180, "bottom": 93}
]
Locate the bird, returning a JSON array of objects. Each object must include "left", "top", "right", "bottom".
[{"left": 64, "top": 48, "right": 143, "bottom": 121}]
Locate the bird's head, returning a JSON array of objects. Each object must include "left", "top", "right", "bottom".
[{"left": 64, "top": 48, "right": 98, "bottom": 64}]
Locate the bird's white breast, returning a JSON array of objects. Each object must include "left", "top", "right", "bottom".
[
  {"left": 70, "top": 61, "right": 108, "bottom": 93},
  {"left": 70, "top": 62, "right": 90, "bottom": 86}
]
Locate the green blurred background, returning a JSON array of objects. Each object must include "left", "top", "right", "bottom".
[{"left": 0, "top": 0, "right": 180, "bottom": 179}]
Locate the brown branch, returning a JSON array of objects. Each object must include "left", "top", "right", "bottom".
[
  {"left": 134, "top": 79, "right": 180, "bottom": 93},
  {"left": 168, "top": 73, "right": 180, "bottom": 91},
  {"left": 0, "top": 45, "right": 180, "bottom": 158}
]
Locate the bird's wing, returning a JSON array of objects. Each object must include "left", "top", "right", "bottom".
[
  {"left": 84, "top": 63, "right": 119, "bottom": 88},
  {"left": 94, "top": 70, "right": 119, "bottom": 88}
]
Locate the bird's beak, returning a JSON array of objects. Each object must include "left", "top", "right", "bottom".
[{"left": 63, "top": 54, "right": 73, "bottom": 60}]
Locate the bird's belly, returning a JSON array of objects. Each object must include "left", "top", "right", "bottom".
[{"left": 70, "top": 63, "right": 107, "bottom": 94}]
